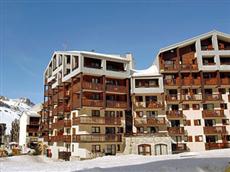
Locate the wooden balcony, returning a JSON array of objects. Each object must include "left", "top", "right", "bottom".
[
  {"left": 164, "top": 79, "right": 180, "bottom": 87},
  {"left": 82, "top": 99, "right": 103, "bottom": 107},
  {"left": 82, "top": 82, "right": 103, "bottom": 91},
  {"left": 52, "top": 94, "right": 58, "bottom": 104},
  {"left": 181, "top": 94, "right": 202, "bottom": 101},
  {"left": 40, "top": 123, "right": 49, "bottom": 131},
  {"left": 134, "top": 117, "right": 166, "bottom": 126},
  {"left": 51, "top": 120, "right": 71, "bottom": 129},
  {"left": 181, "top": 64, "right": 198, "bottom": 71},
  {"left": 106, "top": 85, "right": 126, "bottom": 93},
  {"left": 205, "top": 143, "right": 230, "bottom": 150},
  {"left": 193, "top": 78, "right": 201, "bottom": 85},
  {"left": 58, "top": 104, "right": 71, "bottom": 112},
  {"left": 134, "top": 101, "right": 145, "bottom": 109},
  {"left": 161, "top": 64, "right": 179, "bottom": 72},
  {"left": 106, "top": 100, "right": 127, "bottom": 108},
  {"left": 203, "top": 78, "right": 218, "bottom": 85},
  {"left": 59, "top": 90, "right": 70, "bottom": 99},
  {"left": 203, "top": 126, "right": 227, "bottom": 135},
  {"left": 72, "top": 134, "right": 122, "bottom": 143},
  {"left": 220, "top": 78, "right": 230, "bottom": 85},
  {"left": 44, "top": 89, "right": 52, "bottom": 97},
  {"left": 168, "top": 127, "right": 184, "bottom": 135},
  {"left": 204, "top": 94, "right": 222, "bottom": 101},
  {"left": 72, "top": 116, "right": 121, "bottom": 125},
  {"left": 166, "top": 94, "right": 180, "bottom": 102},
  {"left": 26, "top": 126, "right": 39, "bottom": 133},
  {"left": 202, "top": 110, "right": 225, "bottom": 118},
  {"left": 181, "top": 79, "right": 192, "bottom": 86},
  {"left": 50, "top": 135, "right": 71, "bottom": 142},
  {"left": 146, "top": 102, "right": 164, "bottom": 109},
  {"left": 166, "top": 111, "right": 184, "bottom": 119},
  {"left": 72, "top": 82, "right": 81, "bottom": 92},
  {"left": 72, "top": 99, "right": 80, "bottom": 109}
]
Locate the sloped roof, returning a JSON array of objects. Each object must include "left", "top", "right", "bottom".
[{"left": 132, "top": 65, "right": 161, "bottom": 77}]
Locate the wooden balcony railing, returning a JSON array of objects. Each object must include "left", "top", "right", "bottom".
[
  {"left": 59, "top": 90, "right": 70, "bottom": 99},
  {"left": 106, "top": 85, "right": 126, "bottom": 93},
  {"left": 72, "top": 134, "right": 122, "bottom": 143},
  {"left": 164, "top": 79, "right": 180, "bottom": 86},
  {"left": 26, "top": 126, "right": 39, "bottom": 133},
  {"left": 72, "top": 116, "right": 121, "bottom": 125},
  {"left": 204, "top": 94, "right": 222, "bottom": 101},
  {"left": 72, "top": 99, "right": 80, "bottom": 109},
  {"left": 166, "top": 111, "right": 184, "bottom": 119},
  {"left": 134, "top": 117, "right": 166, "bottom": 126},
  {"left": 203, "top": 78, "right": 218, "bottom": 85},
  {"left": 146, "top": 102, "right": 163, "bottom": 109},
  {"left": 168, "top": 127, "right": 185, "bottom": 135},
  {"left": 134, "top": 102, "right": 145, "bottom": 108},
  {"left": 82, "top": 99, "right": 103, "bottom": 107},
  {"left": 50, "top": 135, "right": 71, "bottom": 142},
  {"left": 181, "top": 79, "right": 192, "bottom": 86},
  {"left": 203, "top": 126, "right": 227, "bottom": 134},
  {"left": 181, "top": 94, "right": 202, "bottom": 101},
  {"left": 162, "top": 64, "right": 179, "bottom": 71},
  {"left": 220, "top": 78, "right": 230, "bottom": 85},
  {"left": 106, "top": 100, "right": 127, "bottom": 108},
  {"left": 193, "top": 78, "right": 201, "bottom": 85},
  {"left": 166, "top": 94, "right": 180, "bottom": 101},
  {"left": 52, "top": 120, "right": 71, "bottom": 129},
  {"left": 72, "top": 82, "right": 81, "bottom": 92},
  {"left": 181, "top": 64, "right": 198, "bottom": 71},
  {"left": 202, "top": 110, "right": 225, "bottom": 118},
  {"left": 82, "top": 82, "right": 103, "bottom": 91},
  {"left": 52, "top": 94, "right": 58, "bottom": 103},
  {"left": 205, "top": 143, "right": 230, "bottom": 150}
]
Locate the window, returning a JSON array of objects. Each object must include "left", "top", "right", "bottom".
[
  {"left": 91, "top": 93, "right": 100, "bottom": 100},
  {"left": 106, "top": 61, "right": 125, "bottom": 72},
  {"left": 146, "top": 111, "right": 157, "bottom": 118},
  {"left": 195, "top": 135, "right": 203, "bottom": 142},
  {"left": 116, "top": 111, "right": 123, "bottom": 118},
  {"left": 182, "top": 104, "right": 189, "bottom": 110},
  {"left": 136, "top": 96, "right": 143, "bottom": 102},
  {"left": 220, "top": 103, "right": 227, "bottom": 109},
  {"left": 92, "top": 110, "right": 100, "bottom": 117},
  {"left": 72, "top": 56, "right": 79, "bottom": 70},
  {"left": 185, "top": 136, "right": 193, "bottom": 142},
  {"left": 58, "top": 54, "right": 63, "bottom": 66},
  {"left": 137, "top": 127, "right": 144, "bottom": 133},
  {"left": 146, "top": 96, "right": 157, "bottom": 102},
  {"left": 194, "top": 119, "right": 201, "bottom": 126},
  {"left": 84, "top": 57, "right": 102, "bottom": 69},
  {"left": 117, "top": 144, "right": 120, "bottom": 151},
  {"left": 92, "top": 127, "right": 100, "bottom": 133},
  {"left": 227, "top": 135, "right": 230, "bottom": 141},
  {"left": 222, "top": 119, "right": 229, "bottom": 125},
  {"left": 184, "top": 120, "right": 191, "bottom": 126},
  {"left": 92, "top": 145, "right": 101, "bottom": 153},
  {"left": 192, "top": 104, "right": 200, "bottom": 110},
  {"left": 202, "top": 56, "right": 215, "bottom": 65},
  {"left": 136, "top": 111, "right": 144, "bottom": 117},
  {"left": 203, "top": 104, "right": 214, "bottom": 110},
  {"left": 219, "top": 88, "right": 226, "bottom": 94},
  {"left": 135, "top": 79, "right": 159, "bottom": 88},
  {"left": 117, "top": 127, "right": 123, "bottom": 133}
]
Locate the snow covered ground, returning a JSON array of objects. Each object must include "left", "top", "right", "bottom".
[{"left": 0, "top": 149, "right": 230, "bottom": 172}]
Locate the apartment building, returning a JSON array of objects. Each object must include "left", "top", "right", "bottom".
[
  {"left": 19, "top": 104, "right": 42, "bottom": 148},
  {"left": 41, "top": 30, "right": 230, "bottom": 159},
  {"left": 154, "top": 30, "right": 230, "bottom": 152},
  {"left": 41, "top": 51, "right": 133, "bottom": 159}
]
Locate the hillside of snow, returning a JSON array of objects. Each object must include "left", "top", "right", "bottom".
[
  {"left": 0, "top": 149, "right": 230, "bottom": 172},
  {"left": 0, "top": 96, "right": 34, "bottom": 134}
]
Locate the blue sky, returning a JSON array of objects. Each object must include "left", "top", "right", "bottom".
[{"left": 0, "top": 0, "right": 230, "bottom": 103}]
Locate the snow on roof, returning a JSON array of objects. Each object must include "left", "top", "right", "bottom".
[
  {"left": 31, "top": 103, "right": 42, "bottom": 112},
  {"left": 132, "top": 65, "right": 161, "bottom": 77},
  {"left": 55, "top": 50, "right": 130, "bottom": 61},
  {"left": 24, "top": 111, "right": 40, "bottom": 118}
]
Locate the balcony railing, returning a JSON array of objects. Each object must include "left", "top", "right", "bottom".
[
  {"left": 162, "top": 64, "right": 179, "bottom": 71},
  {"left": 134, "top": 117, "right": 166, "bottom": 126},
  {"left": 82, "top": 99, "right": 103, "bottom": 107},
  {"left": 26, "top": 126, "right": 39, "bottom": 133},
  {"left": 181, "top": 94, "right": 202, "bottom": 101},
  {"left": 203, "top": 126, "right": 227, "bottom": 134},
  {"left": 193, "top": 78, "right": 201, "bottom": 85},
  {"left": 205, "top": 143, "right": 230, "bottom": 150},
  {"left": 106, "top": 100, "right": 127, "bottom": 108},
  {"left": 82, "top": 82, "right": 103, "bottom": 91},
  {"left": 164, "top": 79, "right": 180, "bottom": 86},
  {"left": 166, "top": 94, "right": 180, "bottom": 101},
  {"left": 202, "top": 110, "right": 225, "bottom": 118},
  {"left": 72, "top": 116, "right": 121, "bottom": 125},
  {"left": 204, "top": 94, "right": 222, "bottom": 101},
  {"left": 181, "top": 63, "right": 198, "bottom": 71},
  {"left": 134, "top": 101, "right": 145, "bottom": 108},
  {"left": 72, "top": 134, "right": 122, "bottom": 143},
  {"left": 106, "top": 85, "right": 126, "bottom": 93},
  {"left": 166, "top": 111, "right": 184, "bottom": 119},
  {"left": 168, "top": 127, "right": 184, "bottom": 135},
  {"left": 51, "top": 120, "right": 71, "bottom": 129},
  {"left": 203, "top": 78, "right": 218, "bottom": 85},
  {"left": 59, "top": 90, "right": 70, "bottom": 99},
  {"left": 146, "top": 102, "right": 164, "bottom": 109},
  {"left": 220, "top": 78, "right": 230, "bottom": 85},
  {"left": 50, "top": 135, "right": 71, "bottom": 142}
]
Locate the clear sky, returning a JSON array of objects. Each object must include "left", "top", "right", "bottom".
[{"left": 0, "top": 0, "right": 230, "bottom": 104}]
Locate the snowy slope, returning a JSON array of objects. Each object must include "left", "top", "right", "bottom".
[
  {"left": 0, "top": 96, "right": 34, "bottom": 134},
  {"left": 0, "top": 149, "right": 230, "bottom": 172}
]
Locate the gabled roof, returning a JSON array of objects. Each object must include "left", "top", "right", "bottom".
[{"left": 159, "top": 30, "right": 230, "bottom": 53}]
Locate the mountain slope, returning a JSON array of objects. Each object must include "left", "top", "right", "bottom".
[{"left": 0, "top": 96, "right": 34, "bottom": 134}]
